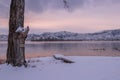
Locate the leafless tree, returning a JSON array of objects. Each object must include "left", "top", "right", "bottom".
[{"left": 6, "top": 0, "right": 69, "bottom": 67}]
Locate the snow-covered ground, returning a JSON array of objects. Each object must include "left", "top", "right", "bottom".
[{"left": 0, "top": 56, "right": 120, "bottom": 80}]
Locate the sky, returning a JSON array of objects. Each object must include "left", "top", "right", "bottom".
[{"left": 0, "top": 0, "right": 120, "bottom": 34}]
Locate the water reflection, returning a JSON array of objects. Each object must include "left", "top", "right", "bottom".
[{"left": 0, "top": 41, "right": 120, "bottom": 56}]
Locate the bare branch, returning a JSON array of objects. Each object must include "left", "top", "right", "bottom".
[{"left": 63, "top": 0, "right": 69, "bottom": 9}]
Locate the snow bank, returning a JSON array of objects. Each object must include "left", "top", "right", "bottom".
[
  {"left": 16, "top": 26, "right": 28, "bottom": 33},
  {"left": 16, "top": 26, "right": 24, "bottom": 32},
  {"left": 0, "top": 56, "right": 120, "bottom": 80}
]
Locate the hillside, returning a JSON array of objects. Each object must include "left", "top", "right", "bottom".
[
  {"left": 30, "top": 29, "right": 120, "bottom": 41},
  {"left": 1, "top": 29, "right": 120, "bottom": 41}
]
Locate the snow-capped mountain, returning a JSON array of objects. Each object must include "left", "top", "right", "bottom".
[
  {"left": 30, "top": 31, "right": 81, "bottom": 41},
  {"left": 0, "top": 34, "right": 8, "bottom": 41},
  {"left": 30, "top": 29, "right": 120, "bottom": 41},
  {"left": 0, "top": 29, "right": 120, "bottom": 41},
  {"left": 89, "top": 29, "right": 120, "bottom": 40}
]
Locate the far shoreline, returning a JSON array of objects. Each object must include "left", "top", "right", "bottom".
[{"left": 1, "top": 53, "right": 120, "bottom": 64}]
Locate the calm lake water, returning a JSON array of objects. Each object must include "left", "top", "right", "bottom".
[{"left": 0, "top": 41, "right": 120, "bottom": 57}]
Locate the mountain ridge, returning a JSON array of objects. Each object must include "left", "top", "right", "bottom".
[
  {"left": 0, "top": 29, "right": 120, "bottom": 41},
  {"left": 29, "top": 29, "right": 120, "bottom": 41}
]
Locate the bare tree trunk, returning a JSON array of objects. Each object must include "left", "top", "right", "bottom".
[{"left": 6, "top": 0, "right": 26, "bottom": 67}]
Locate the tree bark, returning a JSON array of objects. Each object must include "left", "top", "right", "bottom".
[{"left": 6, "top": 0, "right": 26, "bottom": 67}]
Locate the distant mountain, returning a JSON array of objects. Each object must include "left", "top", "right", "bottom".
[
  {"left": 89, "top": 29, "right": 120, "bottom": 40},
  {"left": 0, "top": 34, "right": 8, "bottom": 41},
  {"left": 1, "top": 29, "right": 120, "bottom": 41},
  {"left": 30, "top": 29, "right": 120, "bottom": 41}
]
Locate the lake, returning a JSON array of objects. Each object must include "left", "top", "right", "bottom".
[{"left": 0, "top": 41, "right": 120, "bottom": 58}]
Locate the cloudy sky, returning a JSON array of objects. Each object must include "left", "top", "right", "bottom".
[{"left": 0, "top": 0, "right": 120, "bottom": 34}]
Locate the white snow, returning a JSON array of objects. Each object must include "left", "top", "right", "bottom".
[
  {"left": 30, "top": 30, "right": 120, "bottom": 41},
  {"left": 15, "top": 26, "right": 29, "bottom": 33},
  {"left": 53, "top": 54, "right": 66, "bottom": 58},
  {"left": 16, "top": 26, "right": 24, "bottom": 32},
  {"left": 1, "top": 29, "right": 120, "bottom": 41},
  {"left": 0, "top": 56, "right": 120, "bottom": 80}
]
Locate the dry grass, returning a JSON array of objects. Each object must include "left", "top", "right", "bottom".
[
  {"left": 0, "top": 53, "right": 53, "bottom": 64},
  {"left": 0, "top": 59, "right": 5, "bottom": 64}
]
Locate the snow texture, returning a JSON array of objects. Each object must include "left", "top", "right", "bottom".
[
  {"left": 16, "top": 26, "right": 24, "bottom": 33},
  {"left": 30, "top": 29, "right": 120, "bottom": 41},
  {"left": 0, "top": 56, "right": 120, "bottom": 80},
  {"left": 1, "top": 29, "right": 120, "bottom": 41},
  {"left": 53, "top": 54, "right": 65, "bottom": 58}
]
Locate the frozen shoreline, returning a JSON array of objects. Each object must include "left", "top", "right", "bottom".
[
  {"left": 0, "top": 56, "right": 120, "bottom": 80},
  {"left": 1, "top": 53, "right": 120, "bottom": 64}
]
